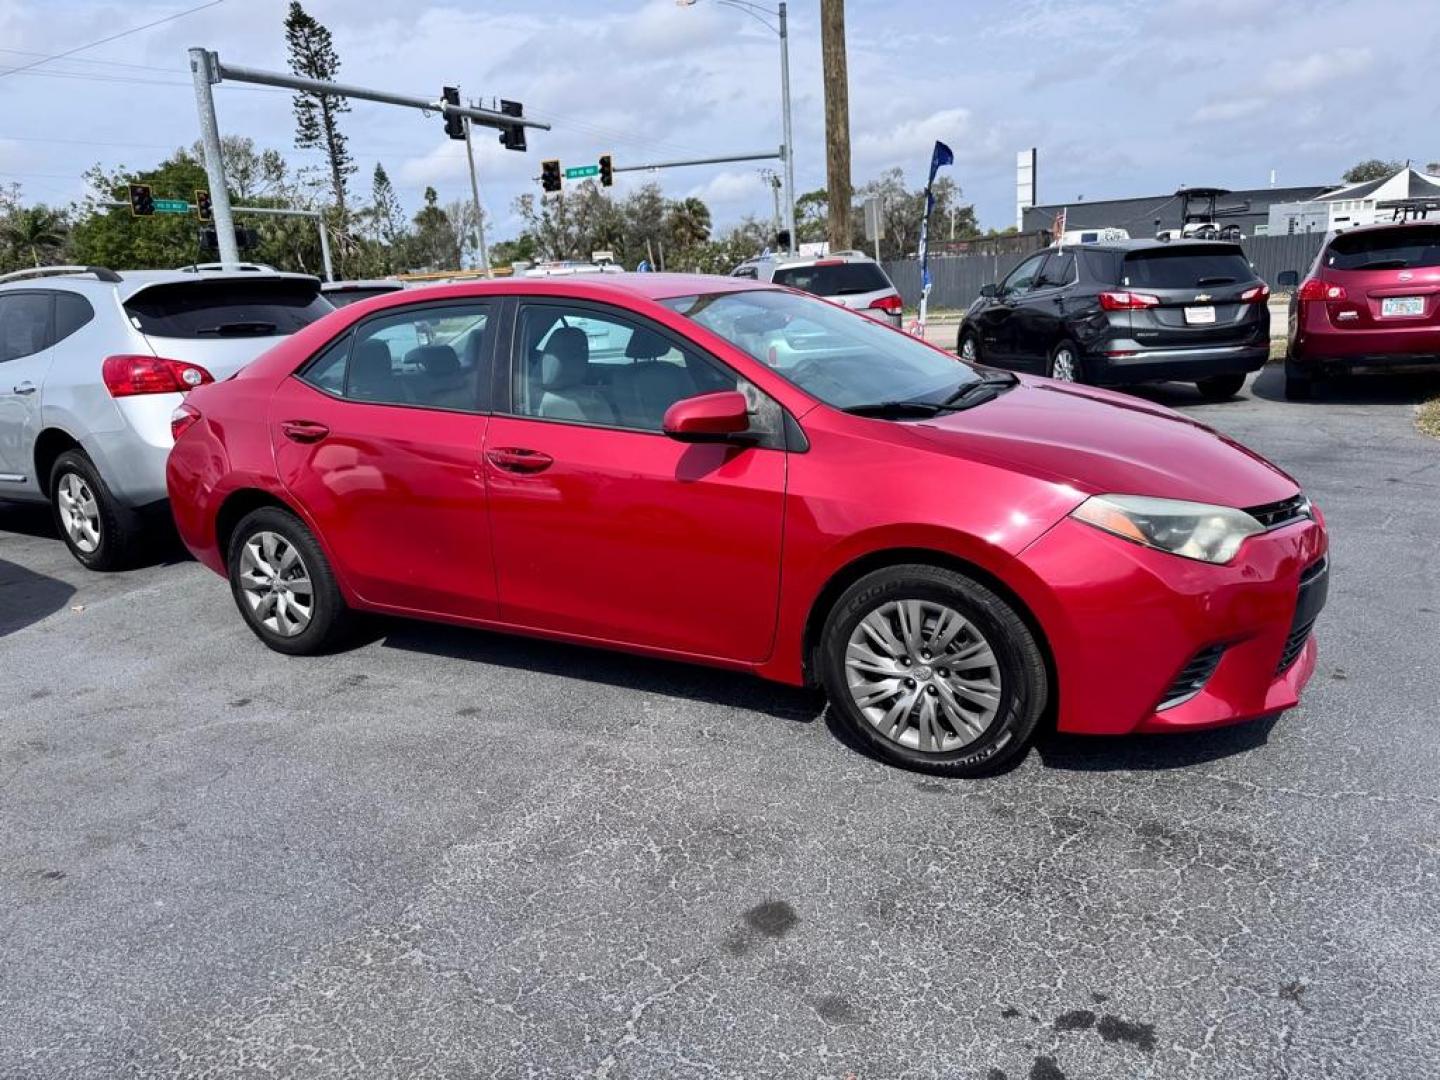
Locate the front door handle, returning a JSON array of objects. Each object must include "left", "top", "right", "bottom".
[
  {"left": 280, "top": 419, "right": 330, "bottom": 443},
  {"left": 12, "top": 382, "right": 35, "bottom": 395},
  {"left": 486, "top": 447, "right": 554, "bottom": 474}
]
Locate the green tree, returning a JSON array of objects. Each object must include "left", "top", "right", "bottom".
[
  {"left": 368, "top": 163, "right": 403, "bottom": 245},
  {"left": 1342, "top": 158, "right": 1402, "bottom": 184},
  {"left": 0, "top": 204, "right": 68, "bottom": 267},
  {"left": 285, "top": 2, "right": 354, "bottom": 231},
  {"left": 408, "top": 186, "right": 457, "bottom": 270}
]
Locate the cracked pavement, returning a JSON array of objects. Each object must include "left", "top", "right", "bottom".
[{"left": 2, "top": 367, "right": 1438, "bottom": 1079}]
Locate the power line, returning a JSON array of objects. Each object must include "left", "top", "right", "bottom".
[
  {"left": 0, "top": 0, "right": 225, "bottom": 80},
  {"left": 0, "top": 47, "right": 181, "bottom": 75}
]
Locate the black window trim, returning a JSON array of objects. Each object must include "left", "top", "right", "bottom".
[
  {"left": 0, "top": 288, "right": 57, "bottom": 364},
  {"left": 292, "top": 297, "right": 498, "bottom": 416},
  {"left": 497, "top": 295, "right": 788, "bottom": 448}
]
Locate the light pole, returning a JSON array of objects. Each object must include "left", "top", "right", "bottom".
[{"left": 678, "top": 0, "right": 795, "bottom": 253}]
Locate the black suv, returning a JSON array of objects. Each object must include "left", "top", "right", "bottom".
[{"left": 957, "top": 240, "right": 1271, "bottom": 399}]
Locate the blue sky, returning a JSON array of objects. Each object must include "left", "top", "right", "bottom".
[{"left": 0, "top": 0, "right": 1430, "bottom": 240}]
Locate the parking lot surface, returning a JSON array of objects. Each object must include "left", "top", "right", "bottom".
[{"left": 2, "top": 368, "right": 1438, "bottom": 1079}]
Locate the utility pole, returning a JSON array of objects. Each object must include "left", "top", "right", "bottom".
[
  {"left": 778, "top": 1, "right": 796, "bottom": 253},
  {"left": 820, "top": 0, "right": 852, "bottom": 252},
  {"left": 462, "top": 115, "right": 491, "bottom": 277},
  {"left": 188, "top": 49, "right": 240, "bottom": 269}
]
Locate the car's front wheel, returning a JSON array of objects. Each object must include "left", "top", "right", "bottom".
[
  {"left": 227, "top": 506, "right": 351, "bottom": 655},
  {"left": 958, "top": 329, "right": 981, "bottom": 363},
  {"left": 1196, "top": 373, "right": 1246, "bottom": 401},
  {"left": 49, "top": 449, "right": 143, "bottom": 571},
  {"left": 819, "top": 564, "right": 1049, "bottom": 777}
]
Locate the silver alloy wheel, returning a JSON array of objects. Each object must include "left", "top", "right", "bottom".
[
  {"left": 1050, "top": 346, "right": 1077, "bottom": 382},
  {"left": 56, "top": 471, "right": 102, "bottom": 554},
  {"left": 844, "top": 599, "right": 1003, "bottom": 754},
  {"left": 960, "top": 334, "right": 978, "bottom": 361},
  {"left": 237, "top": 531, "right": 314, "bottom": 638}
]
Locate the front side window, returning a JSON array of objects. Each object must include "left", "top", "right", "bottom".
[
  {"left": 1001, "top": 253, "right": 1047, "bottom": 294},
  {"left": 0, "top": 292, "right": 54, "bottom": 363},
  {"left": 297, "top": 302, "right": 490, "bottom": 412},
  {"left": 1036, "top": 252, "right": 1076, "bottom": 287},
  {"left": 660, "top": 288, "right": 981, "bottom": 411},
  {"left": 511, "top": 302, "right": 780, "bottom": 437}
]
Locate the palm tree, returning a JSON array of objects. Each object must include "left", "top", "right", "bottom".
[
  {"left": 665, "top": 197, "right": 712, "bottom": 253},
  {"left": 1, "top": 206, "right": 68, "bottom": 267}
]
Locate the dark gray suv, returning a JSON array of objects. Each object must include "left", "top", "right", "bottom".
[{"left": 957, "top": 240, "right": 1271, "bottom": 399}]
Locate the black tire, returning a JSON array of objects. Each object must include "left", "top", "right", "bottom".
[
  {"left": 819, "top": 564, "right": 1049, "bottom": 777},
  {"left": 958, "top": 329, "right": 982, "bottom": 364},
  {"left": 48, "top": 449, "right": 144, "bottom": 571},
  {"left": 1283, "top": 358, "right": 1314, "bottom": 401},
  {"left": 226, "top": 506, "right": 351, "bottom": 655},
  {"left": 1196, "top": 373, "right": 1246, "bottom": 401},
  {"left": 1047, "top": 340, "right": 1083, "bottom": 383}
]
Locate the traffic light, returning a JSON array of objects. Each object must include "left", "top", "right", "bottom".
[
  {"left": 199, "top": 226, "right": 260, "bottom": 252},
  {"left": 128, "top": 183, "right": 154, "bottom": 217},
  {"left": 540, "top": 159, "right": 562, "bottom": 194},
  {"left": 195, "top": 189, "right": 213, "bottom": 223},
  {"left": 598, "top": 154, "right": 613, "bottom": 188},
  {"left": 498, "top": 99, "right": 526, "bottom": 153},
  {"left": 441, "top": 86, "right": 464, "bottom": 141}
]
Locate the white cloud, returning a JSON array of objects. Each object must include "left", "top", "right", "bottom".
[
  {"left": 1191, "top": 98, "right": 1268, "bottom": 124},
  {"left": 1263, "top": 46, "right": 1374, "bottom": 94}
]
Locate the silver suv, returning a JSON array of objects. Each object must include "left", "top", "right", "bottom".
[
  {"left": 0, "top": 266, "right": 332, "bottom": 569},
  {"left": 731, "top": 250, "right": 904, "bottom": 327}
]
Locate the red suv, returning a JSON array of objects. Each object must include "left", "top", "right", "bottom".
[
  {"left": 1280, "top": 221, "right": 1440, "bottom": 399},
  {"left": 167, "top": 275, "right": 1328, "bottom": 776}
]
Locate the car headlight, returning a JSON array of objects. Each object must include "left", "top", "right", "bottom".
[{"left": 1071, "top": 494, "right": 1264, "bottom": 564}]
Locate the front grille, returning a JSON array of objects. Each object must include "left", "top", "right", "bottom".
[
  {"left": 1277, "top": 618, "right": 1317, "bottom": 674},
  {"left": 1245, "top": 494, "right": 1311, "bottom": 529},
  {"left": 1158, "top": 644, "right": 1227, "bottom": 710}
]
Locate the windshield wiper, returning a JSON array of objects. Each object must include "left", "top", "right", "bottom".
[
  {"left": 842, "top": 399, "right": 952, "bottom": 418},
  {"left": 941, "top": 372, "right": 1019, "bottom": 408},
  {"left": 1352, "top": 259, "right": 1408, "bottom": 270},
  {"left": 193, "top": 321, "right": 279, "bottom": 336}
]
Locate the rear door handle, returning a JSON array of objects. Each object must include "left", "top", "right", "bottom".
[
  {"left": 12, "top": 382, "right": 35, "bottom": 395},
  {"left": 486, "top": 447, "right": 554, "bottom": 474},
  {"left": 280, "top": 419, "right": 330, "bottom": 443}
]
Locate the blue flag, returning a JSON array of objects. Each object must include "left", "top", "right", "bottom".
[
  {"left": 916, "top": 140, "right": 955, "bottom": 334},
  {"left": 928, "top": 140, "right": 954, "bottom": 187}
]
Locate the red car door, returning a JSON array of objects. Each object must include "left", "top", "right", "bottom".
[
  {"left": 483, "top": 299, "right": 787, "bottom": 663},
  {"left": 269, "top": 300, "right": 498, "bottom": 620}
]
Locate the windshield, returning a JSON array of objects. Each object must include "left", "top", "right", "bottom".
[
  {"left": 659, "top": 289, "right": 979, "bottom": 409},
  {"left": 771, "top": 261, "right": 892, "bottom": 297},
  {"left": 1326, "top": 225, "right": 1440, "bottom": 270}
]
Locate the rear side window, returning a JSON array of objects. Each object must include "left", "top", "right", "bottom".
[
  {"left": 1326, "top": 226, "right": 1440, "bottom": 271},
  {"left": 55, "top": 293, "right": 95, "bottom": 342},
  {"left": 125, "top": 279, "right": 332, "bottom": 339},
  {"left": 1122, "top": 246, "right": 1255, "bottom": 289},
  {"left": 772, "top": 262, "right": 891, "bottom": 296},
  {"left": 1080, "top": 248, "right": 1122, "bottom": 284},
  {"left": 0, "top": 292, "right": 54, "bottom": 363}
]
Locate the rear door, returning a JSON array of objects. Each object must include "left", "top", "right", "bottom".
[
  {"left": 1119, "top": 244, "right": 1266, "bottom": 349},
  {"left": 0, "top": 291, "right": 58, "bottom": 491},
  {"left": 1316, "top": 224, "right": 1440, "bottom": 343},
  {"left": 123, "top": 276, "right": 334, "bottom": 379}
]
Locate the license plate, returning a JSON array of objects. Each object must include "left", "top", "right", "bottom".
[
  {"left": 1382, "top": 296, "right": 1424, "bottom": 317},
  {"left": 1184, "top": 305, "right": 1216, "bottom": 325}
]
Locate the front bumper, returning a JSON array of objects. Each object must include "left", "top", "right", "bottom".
[
  {"left": 1084, "top": 343, "right": 1270, "bottom": 386},
  {"left": 1017, "top": 510, "right": 1328, "bottom": 736}
]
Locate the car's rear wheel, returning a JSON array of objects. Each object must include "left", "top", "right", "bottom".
[
  {"left": 227, "top": 506, "right": 351, "bottom": 655},
  {"left": 1047, "top": 341, "right": 1082, "bottom": 383},
  {"left": 1283, "top": 359, "right": 1315, "bottom": 401},
  {"left": 1196, "top": 373, "right": 1246, "bottom": 400},
  {"left": 958, "top": 329, "right": 981, "bottom": 363},
  {"left": 49, "top": 449, "right": 142, "bottom": 571},
  {"left": 819, "top": 564, "right": 1048, "bottom": 777}
]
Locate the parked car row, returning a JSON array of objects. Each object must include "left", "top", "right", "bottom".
[
  {"left": 955, "top": 219, "right": 1440, "bottom": 401},
  {"left": 2, "top": 265, "right": 1328, "bottom": 777}
]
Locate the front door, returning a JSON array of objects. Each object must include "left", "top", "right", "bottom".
[
  {"left": 976, "top": 252, "right": 1047, "bottom": 364},
  {"left": 1013, "top": 250, "right": 1077, "bottom": 368},
  {"left": 0, "top": 291, "right": 59, "bottom": 492},
  {"left": 270, "top": 299, "right": 499, "bottom": 620},
  {"left": 484, "top": 299, "right": 787, "bottom": 663}
]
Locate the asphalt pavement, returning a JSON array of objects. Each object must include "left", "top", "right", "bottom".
[{"left": 2, "top": 367, "right": 1438, "bottom": 1079}]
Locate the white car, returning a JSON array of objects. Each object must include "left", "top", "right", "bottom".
[{"left": 730, "top": 251, "right": 904, "bottom": 327}]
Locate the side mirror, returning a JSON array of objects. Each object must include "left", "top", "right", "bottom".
[
  {"left": 979, "top": 283, "right": 1000, "bottom": 298},
  {"left": 662, "top": 391, "right": 751, "bottom": 443},
  {"left": 1276, "top": 270, "right": 1299, "bottom": 289}
]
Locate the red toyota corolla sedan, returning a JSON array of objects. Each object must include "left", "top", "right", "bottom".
[{"left": 166, "top": 273, "right": 1328, "bottom": 776}]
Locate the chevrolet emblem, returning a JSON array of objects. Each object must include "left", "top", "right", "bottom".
[{"left": 1194, "top": 293, "right": 1212, "bottom": 302}]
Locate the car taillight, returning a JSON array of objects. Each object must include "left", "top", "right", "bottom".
[
  {"left": 102, "top": 354, "right": 214, "bottom": 397},
  {"left": 869, "top": 294, "right": 903, "bottom": 313},
  {"left": 1240, "top": 284, "right": 1271, "bottom": 303},
  {"left": 1098, "top": 290, "right": 1160, "bottom": 311},
  {"left": 1296, "top": 279, "right": 1346, "bottom": 302},
  {"left": 170, "top": 402, "right": 202, "bottom": 441}
]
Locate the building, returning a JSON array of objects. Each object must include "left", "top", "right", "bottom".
[
  {"left": 1023, "top": 184, "right": 1333, "bottom": 240},
  {"left": 1266, "top": 167, "right": 1440, "bottom": 235}
]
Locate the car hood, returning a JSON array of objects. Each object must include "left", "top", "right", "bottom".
[{"left": 908, "top": 377, "right": 1299, "bottom": 507}]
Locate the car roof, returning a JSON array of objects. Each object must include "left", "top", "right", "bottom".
[
  {"left": 0, "top": 266, "right": 321, "bottom": 301},
  {"left": 1059, "top": 239, "right": 1245, "bottom": 253},
  {"left": 322, "top": 279, "right": 404, "bottom": 290},
  {"left": 388, "top": 272, "right": 769, "bottom": 305}
]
